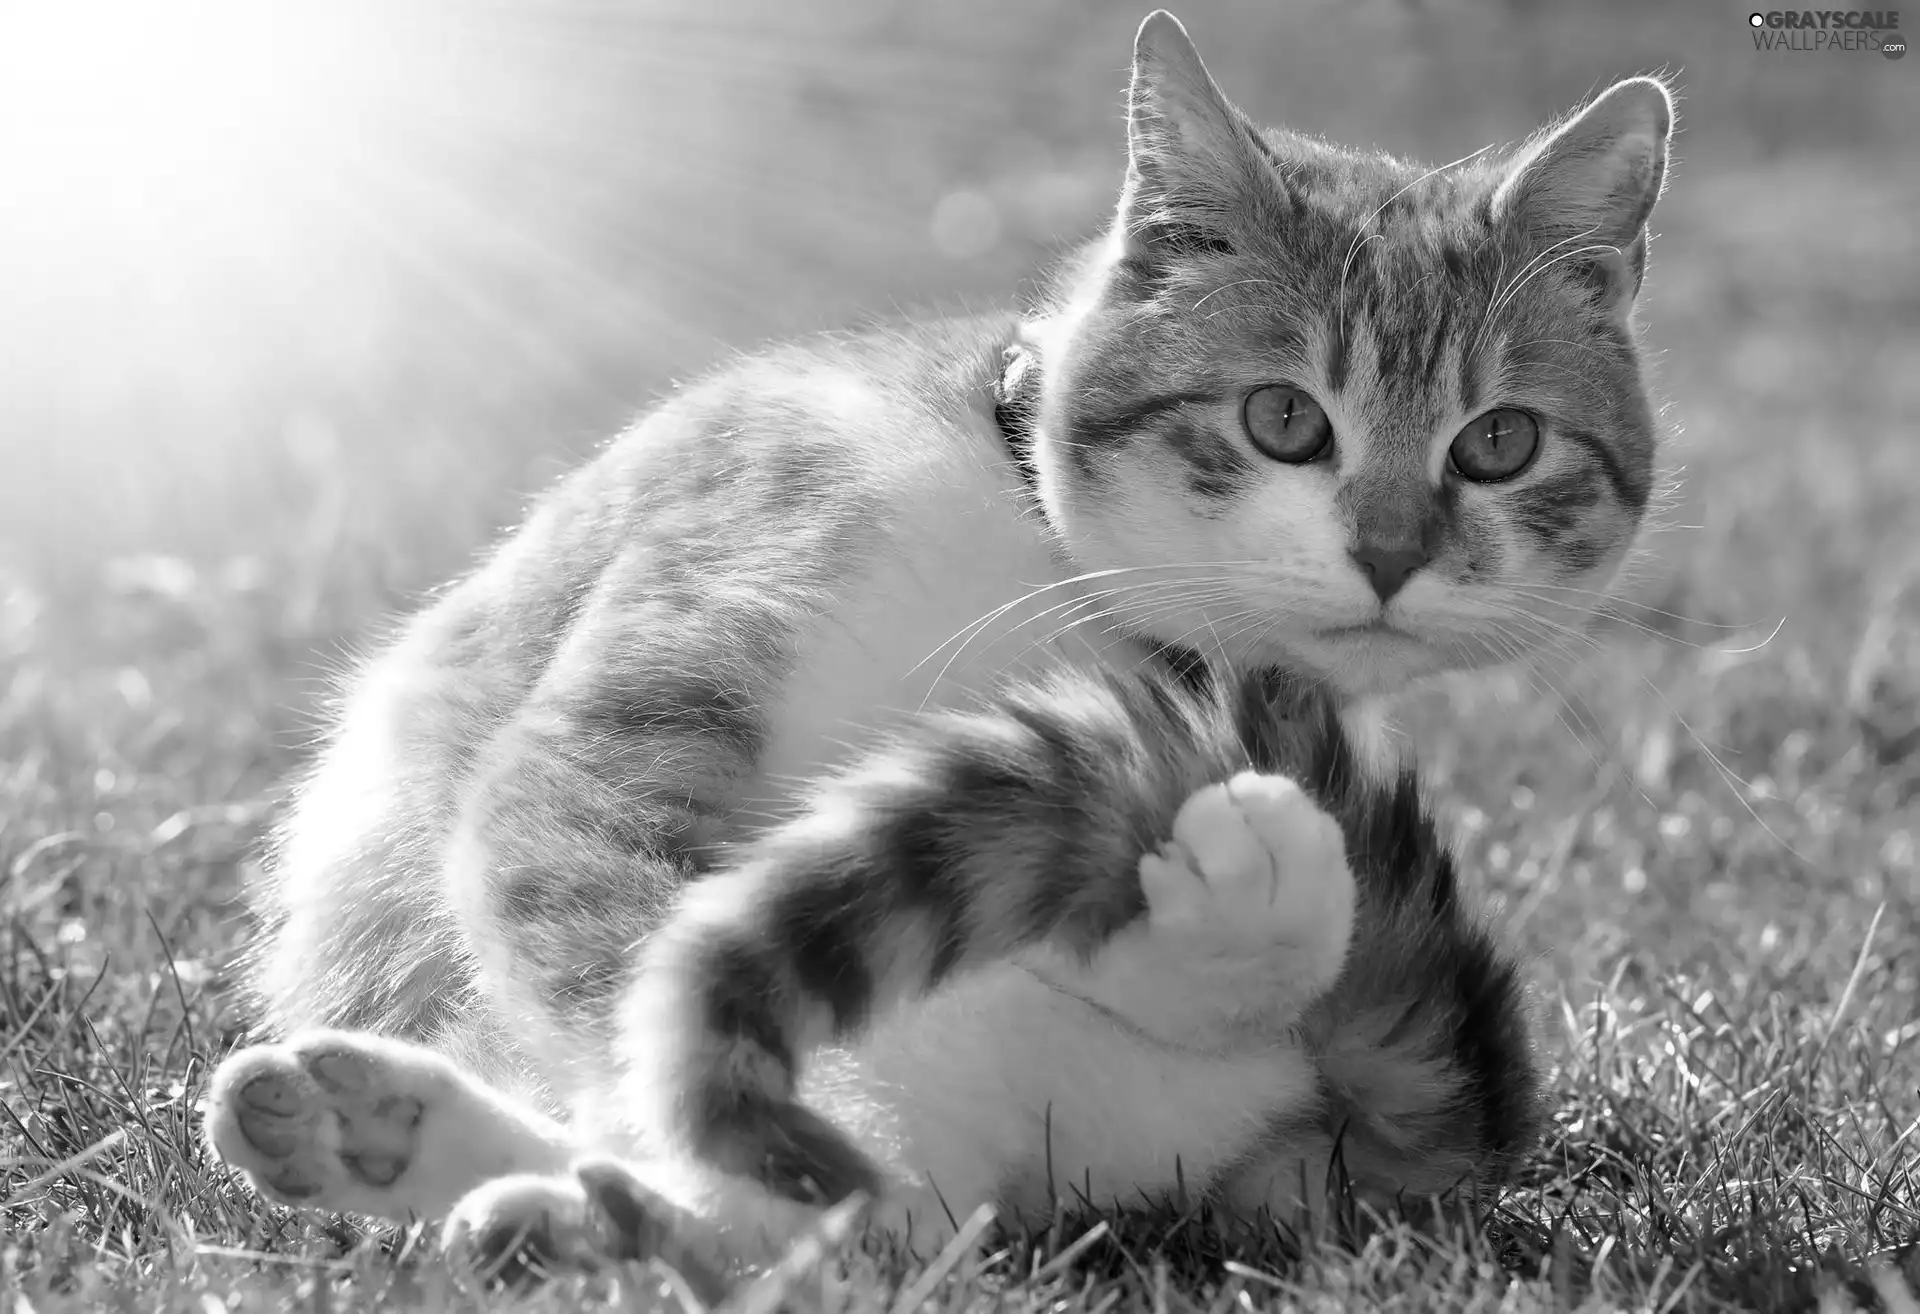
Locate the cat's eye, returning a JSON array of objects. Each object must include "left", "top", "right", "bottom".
[
  {"left": 1450, "top": 409, "right": 1540, "bottom": 482},
  {"left": 1243, "top": 385, "right": 1331, "bottom": 463}
]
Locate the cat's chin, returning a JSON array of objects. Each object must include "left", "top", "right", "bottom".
[
  {"left": 1319, "top": 642, "right": 1453, "bottom": 699},
  {"left": 1220, "top": 627, "right": 1484, "bottom": 701}
]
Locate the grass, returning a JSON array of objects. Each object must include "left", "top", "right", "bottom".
[{"left": 4, "top": 2, "right": 1919, "bottom": 1310}]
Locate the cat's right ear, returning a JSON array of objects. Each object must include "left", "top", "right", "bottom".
[{"left": 1117, "top": 11, "right": 1251, "bottom": 262}]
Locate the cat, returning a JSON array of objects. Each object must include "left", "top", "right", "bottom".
[{"left": 202, "top": 7, "right": 1671, "bottom": 1280}]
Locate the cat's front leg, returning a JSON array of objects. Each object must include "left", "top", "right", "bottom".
[{"left": 1050, "top": 770, "right": 1356, "bottom": 1046}]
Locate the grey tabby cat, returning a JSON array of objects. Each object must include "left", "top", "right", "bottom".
[{"left": 202, "top": 10, "right": 1672, "bottom": 1280}]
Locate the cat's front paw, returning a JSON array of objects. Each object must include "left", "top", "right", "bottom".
[
  {"left": 1137, "top": 772, "right": 1354, "bottom": 984},
  {"left": 443, "top": 1170, "right": 599, "bottom": 1285},
  {"left": 444, "top": 1158, "right": 730, "bottom": 1300}
]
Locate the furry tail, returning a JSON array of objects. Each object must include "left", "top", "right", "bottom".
[
  {"left": 613, "top": 668, "right": 1231, "bottom": 1202},
  {"left": 608, "top": 664, "right": 1354, "bottom": 1205}
]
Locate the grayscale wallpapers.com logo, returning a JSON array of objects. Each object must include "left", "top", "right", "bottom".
[{"left": 1747, "top": 10, "right": 1906, "bottom": 57}]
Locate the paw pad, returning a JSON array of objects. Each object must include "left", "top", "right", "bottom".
[{"left": 206, "top": 1031, "right": 442, "bottom": 1211}]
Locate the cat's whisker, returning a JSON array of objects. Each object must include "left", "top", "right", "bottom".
[
  {"left": 1337, "top": 233, "right": 1385, "bottom": 343},
  {"left": 1495, "top": 359, "right": 1599, "bottom": 389},
  {"left": 1472, "top": 621, "right": 1619, "bottom": 770},
  {"left": 1472, "top": 601, "right": 1607, "bottom": 656},
  {"left": 1502, "top": 336, "right": 1622, "bottom": 368},
  {"left": 1505, "top": 632, "right": 1624, "bottom": 784},
  {"left": 1192, "top": 600, "right": 1253, "bottom": 656},
  {"left": 1633, "top": 671, "right": 1811, "bottom": 862},
  {"left": 1338, "top": 143, "right": 1495, "bottom": 343},
  {"left": 1489, "top": 242, "right": 1623, "bottom": 337},
  {"left": 1520, "top": 626, "right": 1628, "bottom": 737},
  {"left": 1494, "top": 602, "right": 1809, "bottom": 858},
  {"left": 1475, "top": 223, "right": 1604, "bottom": 352},
  {"left": 1189, "top": 278, "right": 1287, "bottom": 316},
  {"left": 1496, "top": 587, "right": 1738, "bottom": 652},
  {"left": 1503, "top": 581, "right": 1776, "bottom": 634},
  {"left": 920, "top": 594, "right": 1140, "bottom": 709},
  {"left": 1010, "top": 586, "right": 1247, "bottom": 669},
  {"left": 1486, "top": 229, "right": 1595, "bottom": 323},
  {"left": 1489, "top": 623, "right": 1650, "bottom": 800},
  {"left": 1074, "top": 590, "right": 1250, "bottom": 645},
  {"left": 1478, "top": 610, "right": 1575, "bottom": 665},
  {"left": 940, "top": 577, "right": 1253, "bottom": 698},
  {"left": 1520, "top": 664, "right": 1616, "bottom": 786},
  {"left": 1485, "top": 594, "right": 1656, "bottom": 648},
  {"left": 1164, "top": 606, "right": 1269, "bottom": 663},
  {"left": 909, "top": 562, "right": 1263, "bottom": 694}
]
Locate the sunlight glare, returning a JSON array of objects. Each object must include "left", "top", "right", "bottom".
[{"left": 0, "top": 0, "right": 395, "bottom": 254}]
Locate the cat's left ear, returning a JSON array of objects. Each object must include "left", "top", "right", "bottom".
[
  {"left": 1494, "top": 77, "right": 1674, "bottom": 313},
  {"left": 1117, "top": 11, "right": 1256, "bottom": 262}
]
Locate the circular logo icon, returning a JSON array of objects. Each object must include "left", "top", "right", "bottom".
[
  {"left": 1748, "top": 11, "right": 1765, "bottom": 26},
  {"left": 1885, "top": 34, "right": 1907, "bottom": 59}
]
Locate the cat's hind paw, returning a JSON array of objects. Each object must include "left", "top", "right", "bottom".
[
  {"left": 206, "top": 1029, "right": 569, "bottom": 1221},
  {"left": 1137, "top": 772, "right": 1354, "bottom": 980},
  {"left": 444, "top": 1159, "right": 730, "bottom": 1301}
]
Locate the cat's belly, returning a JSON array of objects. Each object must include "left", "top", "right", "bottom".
[
  {"left": 742, "top": 438, "right": 1134, "bottom": 827},
  {"left": 799, "top": 960, "right": 1307, "bottom": 1219}
]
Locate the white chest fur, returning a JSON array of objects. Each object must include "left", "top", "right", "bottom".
[{"left": 743, "top": 410, "right": 1133, "bottom": 828}]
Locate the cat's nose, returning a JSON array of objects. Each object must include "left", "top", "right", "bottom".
[{"left": 1350, "top": 543, "right": 1428, "bottom": 603}]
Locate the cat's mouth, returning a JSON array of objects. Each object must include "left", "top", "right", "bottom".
[{"left": 1317, "top": 619, "right": 1415, "bottom": 640}]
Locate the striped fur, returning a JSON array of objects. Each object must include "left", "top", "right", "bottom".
[
  {"left": 607, "top": 660, "right": 1540, "bottom": 1217},
  {"left": 213, "top": 9, "right": 1675, "bottom": 1276}
]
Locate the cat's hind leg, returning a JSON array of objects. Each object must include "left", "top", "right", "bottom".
[
  {"left": 208, "top": 1032, "right": 767, "bottom": 1294},
  {"left": 206, "top": 1030, "right": 577, "bottom": 1222}
]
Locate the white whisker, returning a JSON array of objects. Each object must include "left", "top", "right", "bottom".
[
  {"left": 1338, "top": 143, "right": 1495, "bottom": 343},
  {"left": 1189, "top": 277, "right": 1287, "bottom": 316},
  {"left": 906, "top": 560, "right": 1265, "bottom": 686},
  {"left": 1471, "top": 223, "right": 1604, "bottom": 358}
]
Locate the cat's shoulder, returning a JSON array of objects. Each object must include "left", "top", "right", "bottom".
[
  {"left": 618, "top": 312, "right": 1017, "bottom": 453},
  {"left": 512, "top": 311, "right": 1018, "bottom": 529},
  {"left": 418, "top": 311, "right": 1028, "bottom": 644}
]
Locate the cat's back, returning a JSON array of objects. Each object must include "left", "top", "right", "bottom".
[
  {"left": 331, "top": 311, "right": 1026, "bottom": 786},
  {"left": 252, "top": 312, "right": 1053, "bottom": 1035}
]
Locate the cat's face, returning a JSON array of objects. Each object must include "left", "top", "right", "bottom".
[{"left": 1032, "top": 12, "right": 1671, "bottom": 697}]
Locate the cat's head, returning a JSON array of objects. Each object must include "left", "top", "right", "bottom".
[{"left": 1028, "top": 11, "right": 1673, "bottom": 698}]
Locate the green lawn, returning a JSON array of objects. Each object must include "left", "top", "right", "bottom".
[{"left": 4, "top": 2, "right": 1918, "bottom": 1310}]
